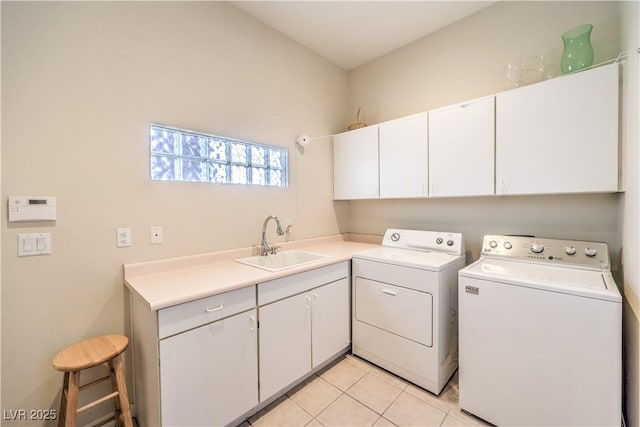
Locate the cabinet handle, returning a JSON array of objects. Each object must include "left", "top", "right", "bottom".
[
  {"left": 500, "top": 177, "right": 508, "bottom": 194},
  {"left": 249, "top": 315, "right": 256, "bottom": 332},
  {"left": 312, "top": 293, "right": 318, "bottom": 306},
  {"left": 305, "top": 296, "right": 311, "bottom": 310},
  {"left": 431, "top": 182, "right": 437, "bottom": 195},
  {"left": 382, "top": 288, "right": 398, "bottom": 297},
  {"left": 205, "top": 304, "right": 224, "bottom": 313}
]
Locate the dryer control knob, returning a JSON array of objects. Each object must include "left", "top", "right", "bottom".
[
  {"left": 391, "top": 232, "right": 400, "bottom": 242},
  {"left": 564, "top": 246, "right": 577, "bottom": 255},
  {"left": 584, "top": 247, "right": 598, "bottom": 257},
  {"left": 447, "top": 240, "right": 454, "bottom": 246},
  {"left": 489, "top": 240, "right": 498, "bottom": 248},
  {"left": 436, "top": 237, "right": 443, "bottom": 244},
  {"left": 504, "top": 242, "right": 513, "bottom": 250},
  {"left": 530, "top": 242, "right": 544, "bottom": 254}
]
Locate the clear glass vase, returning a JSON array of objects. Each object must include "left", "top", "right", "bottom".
[{"left": 561, "top": 24, "right": 594, "bottom": 74}]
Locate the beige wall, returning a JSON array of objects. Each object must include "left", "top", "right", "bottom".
[
  {"left": 348, "top": 1, "right": 621, "bottom": 124},
  {"left": 620, "top": 0, "right": 640, "bottom": 425},
  {"left": 347, "top": 0, "right": 622, "bottom": 259},
  {"left": 347, "top": 0, "right": 633, "bottom": 423},
  {"left": 1, "top": 2, "right": 347, "bottom": 424},
  {"left": 1, "top": 0, "right": 634, "bottom": 425}
]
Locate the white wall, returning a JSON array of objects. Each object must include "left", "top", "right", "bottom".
[
  {"left": 620, "top": 1, "right": 640, "bottom": 425},
  {"left": 1, "top": 2, "right": 347, "bottom": 424}
]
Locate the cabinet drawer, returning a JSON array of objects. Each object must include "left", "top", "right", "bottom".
[
  {"left": 258, "top": 261, "right": 349, "bottom": 306},
  {"left": 159, "top": 286, "right": 256, "bottom": 339}
]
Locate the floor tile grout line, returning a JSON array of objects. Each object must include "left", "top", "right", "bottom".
[
  {"left": 325, "top": 357, "right": 444, "bottom": 425},
  {"left": 346, "top": 373, "right": 404, "bottom": 417},
  {"left": 248, "top": 355, "right": 479, "bottom": 427}
]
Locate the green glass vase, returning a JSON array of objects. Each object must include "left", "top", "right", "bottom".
[{"left": 561, "top": 24, "right": 594, "bottom": 74}]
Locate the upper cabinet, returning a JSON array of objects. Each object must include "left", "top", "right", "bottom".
[
  {"left": 428, "top": 97, "right": 495, "bottom": 197},
  {"left": 379, "top": 114, "right": 428, "bottom": 198},
  {"left": 496, "top": 63, "right": 619, "bottom": 195},
  {"left": 333, "top": 125, "right": 379, "bottom": 200},
  {"left": 332, "top": 63, "right": 619, "bottom": 200}
]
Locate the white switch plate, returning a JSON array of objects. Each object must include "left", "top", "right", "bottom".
[
  {"left": 150, "top": 226, "right": 163, "bottom": 244},
  {"left": 117, "top": 228, "right": 131, "bottom": 247},
  {"left": 18, "top": 233, "right": 51, "bottom": 256}
]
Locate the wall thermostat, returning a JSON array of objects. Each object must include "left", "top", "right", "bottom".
[{"left": 8, "top": 196, "right": 57, "bottom": 222}]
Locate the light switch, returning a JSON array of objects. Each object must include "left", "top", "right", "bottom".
[
  {"left": 36, "top": 237, "right": 46, "bottom": 251},
  {"left": 18, "top": 233, "right": 51, "bottom": 256},
  {"left": 23, "top": 237, "right": 35, "bottom": 252}
]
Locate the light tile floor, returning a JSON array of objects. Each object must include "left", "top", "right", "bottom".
[{"left": 244, "top": 354, "right": 493, "bottom": 427}]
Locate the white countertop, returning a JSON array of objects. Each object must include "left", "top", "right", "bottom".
[{"left": 124, "top": 234, "right": 379, "bottom": 311}]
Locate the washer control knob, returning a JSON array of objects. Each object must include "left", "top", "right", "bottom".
[
  {"left": 564, "top": 246, "right": 577, "bottom": 255},
  {"left": 447, "top": 240, "right": 454, "bottom": 246},
  {"left": 530, "top": 242, "right": 544, "bottom": 254},
  {"left": 489, "top": 240, "right": 498, "bottom": 248},
  {"left": 584, "top": 247, "right": 598, "bottom": 257},
  {"left": 504, "top": 241, "right": 513, "bottom": 250},
  {"left": 391, "top": 232, "right": 400, "bottom": 242},
  {"left": 436, "top": 237, "right": 443, "bottom": 244}
]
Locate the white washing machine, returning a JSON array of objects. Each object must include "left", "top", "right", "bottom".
[
  {"left": 458, "top": 234, "right": 622, "bottom": 427},
  {"left": 352, "top": 228, "right": 466, "bottom": 395}
]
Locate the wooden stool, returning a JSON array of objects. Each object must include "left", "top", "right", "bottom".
[{"left": 53, "top": 335, "right": 133, "bottom": 427}]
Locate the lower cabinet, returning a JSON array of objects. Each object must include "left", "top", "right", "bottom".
[
  {"left": 258, "top": 276, "right": 350, "bottom": 400},
  {"left": 259, "top": 292, "right": 312, "bottom": 400},
  {"left": 311, "top": 278, "right": 351, "bottom": 367},
  {"left": 159, "top": 309, "right": 258, "bottom": 426},
  {"left": 258, "top": 261, "right": 351, "bottom": 402},
  {"left": 129, "top": 261, "right": 350, "bottom": 426}
]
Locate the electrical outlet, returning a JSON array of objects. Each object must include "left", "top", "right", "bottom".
[
  {"left": 116, "top": 228, "right": 131, "bottom": 247},
  {"left": 150, "top": 226, "right": 163, "bottom": 244}
]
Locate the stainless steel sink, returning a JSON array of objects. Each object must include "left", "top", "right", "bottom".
[{"left": 235, "top": 250, "right": 332, "bottom": 272}]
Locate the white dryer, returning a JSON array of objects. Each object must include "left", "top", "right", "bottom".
[
  {"left": 458, "top": 235, "right": 622, "bottom": 427},
  {"left": 352, "top": 228, "right": 466, "bottom": 395}
]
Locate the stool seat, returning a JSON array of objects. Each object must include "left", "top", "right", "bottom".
[
  {"left": 54, "top": 335, "right": 128, "bottom": 371},
  {"left": 53, "top": 334, "right": 133, "bottom": 427}
]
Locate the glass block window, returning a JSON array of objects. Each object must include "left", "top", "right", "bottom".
[{"left": 150, "top": 124, "right": 288, "bottom": 187}]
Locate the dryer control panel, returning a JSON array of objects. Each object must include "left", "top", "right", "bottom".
[
  {"left": 382, "top": 228, "right": 464, "bottom": 256},
  {"left": 481, "top": 234, "right": 609, "bottom": 270}
]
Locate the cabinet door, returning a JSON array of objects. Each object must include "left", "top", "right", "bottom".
[
  {"left": 379, "top": 114, "right": 428, "bottom": 198},
  {"left": 496, "top": 63, "right": 619, "bottom": 195},
  {"left": 311, "top": 278, "right": 350, "bottom": 368},
  {"left": 259, "top": 293, "right": 312, "bottom": 401},
  {"left": 429, "top": 97, "right": 495, "bottom": 197},
  {"left": 159, "top": 309, "right": 258, "bottom": 427},
  {"left": 333, "top": 125, "right": 379, "bottom": 200}
]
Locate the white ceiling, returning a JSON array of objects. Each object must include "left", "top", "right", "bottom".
[{"left": 232, "top": 1, "right": 496, "bottom": 70}]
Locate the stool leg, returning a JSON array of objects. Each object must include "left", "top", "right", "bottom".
[
  {"left": 108, "top": 361, "right": 121, "bottom": 427},
  {"left": 111, "top": 355, "right": 133, "bottom": 427},
  {"left": 58, "top": 372, "right": 69, "bottom": 427},
  {"left": 64, "top": 370, "right": 80, "bottom": 427}
]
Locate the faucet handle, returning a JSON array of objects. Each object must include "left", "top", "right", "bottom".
[{"left": 270, "top": 245, "right": 281, "bottom": 255}]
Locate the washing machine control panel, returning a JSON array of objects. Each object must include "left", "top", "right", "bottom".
[
  {"left": 382, "top": 229, "right": 465, "bottom": 256},
  {"left": 481, "top": 235, "right": 609, "bottom": 269}
]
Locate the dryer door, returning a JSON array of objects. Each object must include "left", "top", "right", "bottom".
[{"left": 355, "top": 278, "right": 433, "bottom": 346}]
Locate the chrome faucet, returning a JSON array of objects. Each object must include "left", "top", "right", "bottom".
[{"left": 261, "top": 215, "right": 285, "bottom": 256}]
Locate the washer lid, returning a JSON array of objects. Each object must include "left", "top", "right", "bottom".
[
  {"left": 460, "top": 259, "right": 621, "bottom": 302},
  {"left": 353, "top": 246, "right": 464, "bottom": 271}
]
